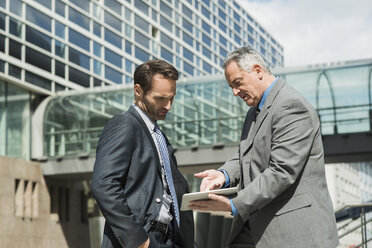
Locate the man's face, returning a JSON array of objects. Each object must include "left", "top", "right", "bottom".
[
  {"left": 224, "top": 61, "right": 263, "bottom": 107},
  {"left": 136, "top": 74, "right": 176, "bottom": 121}
]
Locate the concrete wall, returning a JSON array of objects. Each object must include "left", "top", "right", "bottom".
[{"left": 0, "top": 156, "right": 90, "bottom": 248}]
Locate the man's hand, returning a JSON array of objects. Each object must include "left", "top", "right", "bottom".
[
  {"left": 138, "top": 238, "right": 149, "bottom": 248},
  {"left": 194, "top": 169, "right": 226, "bottom": 191},
  {"left": 188, "top": 194, "right": 232, "bottom": 212}
]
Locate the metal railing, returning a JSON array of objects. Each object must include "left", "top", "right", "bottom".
[{"left": 335, "top": 203, "right": 372, "bottom": 248}]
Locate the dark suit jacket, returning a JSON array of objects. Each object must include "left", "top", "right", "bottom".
[{"left": 92, "top": 106, "right": 194, "bottom": 248}]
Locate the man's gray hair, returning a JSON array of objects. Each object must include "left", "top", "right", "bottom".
[{"left": 222, "top": 47, "right": 271, "bottom": 74}]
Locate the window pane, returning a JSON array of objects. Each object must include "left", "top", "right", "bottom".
[
  {"left": 202, "top": 46, "right": 211, "bottom": 59},
  {"left": 55, "top": 40, "right": 65, "bottom": 58},
  {"left": 105, "top": 65, "right": 122, "bottom": 84},
  {"left": 105, "top": 47, "right": 122, "bottom": 68},
  {"left": 160, "top": 1, "right": 172, "bottom": 18},
  {"left": 135, "top": 31, "right": 149, "bottom": 49},
  {"left": 25, "top": 71, "right": 51, "bottom": 90},
  {"left": 135, "top": 46, "right": 149, "bottom": 62},
  {"left": 9, "top": 39, "right": 22, "bottom": 59},
  {"left": 203, "top": 61, "right": 212, "bottom": 73},
  {"left": 69, "top": 28, "right": 90, "bottom": 51},
  {"left": 105, "top": 11, "right": 121, "bottom": 31},
  {"left": 161, "top": 32, "right": 172, "bottom": 49},
  {"left": 93, "top": 59, "right": 101, "bottom": 75},
  {"left": 0, "top": 0, "right": 5, "bottom": 8},
  {"left": 160, "top": 16, "right": 172, "bottom": 32},
  {"left": 182, "top": 4, "right": 192, "bottom": 20},
  {"left": 55, "top": 60, "right": 65, "bottom": 78},
  {"left": 55, "top": 21, "right": 65, "bottom": 39},
  {"left": 26, "top": 47, "right": 51, "bottom": 72},
  {"left": 125, "top": 59, "right": 132, "bottom": 73},
  {"left": 38, "top": 0, "right": 51, "bottom": 9},
  {"left": 70, "top": 0, "right": 89, "bottom": 12},
  {"left": 182, "top": 18, "right": 192, "bottom": 34},
  {"left": 26, "top": 26, "right": 51, "bottom": 51},
  {"left": 93, "top": 42, "right": 101, "bottom": 57},
  {"left": 184, "top": 61, "right": 194, "bottom": 76},
  {"left": 104, "top": 28, "right": 122, "bottom": 49},
  {"left": 9, "top": 18, "right": 22, "bottom": 38},
  {"left": 69, "top": 7, "right": 90, "bottom": 31},
  {"left": 135, "top": 14, "right": 149, "bottom": 33},
  {"left": 26, "top": 5, "right": 51, "bottom": 32},
  {"left": 202, "top": 20, "right": 210, "bottom": 34},
  {"left": 10, "top": 0, "right": 22, "bottom": 16},
  {"left": 93, "top": 22, "right": 101, "bottom": 37},
  {"left": 104, "top": 0, "right": 121, "bottom": 15},
  {"left": 201, "top": 6, "right": 210, "bottom": 19},
  {"left": 202, "top": 33, "right": 211, "bottom": 46},
  {"left": 8, "top": 64, "right": 22, "bottom": 79},
  {"left": 0, "top": 12, "right": 6, "bottom": 30},
  {"left": 183, "top": 47, "right": 193, "bottom": 62},
  {"left": 161, "top": 47, "right": 172, "bottom": 63},
  {"left": 183, "top": 31, "right": 193, "bottom": 47},
  {"left": 0, "top": 34, "right": 4, "bottom": 52},
  {"left": 135, "top": 0, "right": 149, "bottom": 15},
  {"left": 69, "top": 47, "right": 90, "bottom": 70},
  {"left": 69, "top": 67, "right": 90, "bottom": 87},
  {"left": 125, "top": 40, "right": 132, "bottom": 55},
  {"left": 55, "top": 0, "right": 65, "bottom": 17}
]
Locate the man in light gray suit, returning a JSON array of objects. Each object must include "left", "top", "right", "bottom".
[{"left": 189, "top": 47, "right": 339, "bottom": 247}]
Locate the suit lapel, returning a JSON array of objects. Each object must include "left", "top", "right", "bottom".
[
  {"left": 240, "top": 78, "right": 286, "bottom": 156},
  {"left": 127, "top": 106, "right": 163, "bottom": 175}
]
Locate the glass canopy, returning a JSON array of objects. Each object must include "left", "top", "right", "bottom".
[{"left": 43, "top": 59, "right": 372, "bottom": 158}]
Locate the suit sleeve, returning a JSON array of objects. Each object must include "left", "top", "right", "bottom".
[
  {"left": 232, "top": 99, "right": 316, "bottom": 222},
  {"left": 91, "top": 115, "right": 148, "bottom": 248},
  {"left": 219, "top": 152, "right": 241, "bottom": 187}
]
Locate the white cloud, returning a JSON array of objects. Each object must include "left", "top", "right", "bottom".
[{"left": 237, "top": 0, "right": 372, "bottom": 67}]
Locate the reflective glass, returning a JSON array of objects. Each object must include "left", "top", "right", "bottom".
[
  {"left": 183, "top": 31, "right": 193, "bottom": 47},
  {"left": 69, "top": 67, "right": 90, "bottom": 87},
  {"left": 70, "top": 0, "right": 90, "bottom": 12},
  {"left": 202, "top": 20, "right": 210, "bottom": 34},
  {"left": 6, "top": 84, "right": 30, "bottom": 159},
  {"left": 26, "top": 5, "right": 51, "bottom": 32},
  {"left": 160, "top": 16, "right": 172, "bottom": 32},
  {"left": 125, "top": 40, "right": 132, "bottom": 55},
  {"left": 105, "top": 11, "right": 121, "bottom": 31},
  {"left": 93, "top": 3, "right": 102, "bottom": 19},
  {"left": 105, "top": 28, "right": 122, "bottom": 49},
  {"left": 55, "top": 40, "right": 65, "bottom": 58},
  {"left": 152, "top": 9, "right": 157, "bottom": 22},
  {"left": 9, "top": 39, "right": 22, "bottom": 60},
  {"left": 161, "top": 47, "right": 173, "bottom": 63},
  {"left": 93, "top": 22, "right": 101, "bottom": 37},
  {"left": 25, "top": 71, "right": 51, "bottom": 90},
  {"left": 135, "top": 0, "right": 149, "bottom": 15},
  {"left": 69, "top": 7, "right": 90, "bottom": 31},
  {"left": 0, "top": 0, "right": 5, "bottom": 8},
  {"left": 183, "top": 47, "right": 193, "bottom": 62},
  {"left": 234, "top": 34, "right": 241, "bottom": 45},
  {"left": 0, "top": 12, "right": 5, "bottom": 30},
  {"left": 218, "top": 8, "right": 226, "bottom": 21},
  {"left": 135, "top": 31, "right": 149, "bottom": 49},
  {"left": 125, "top": 8, "right": 132, "bottom": 22},
  {"left": 9, "top": 17, "right": 22, "bottom": 38},
  {"left": 219, "top": 21, "right": 226, "bottom": 33},
  {"left": 105, "top": 0, "right": 121, "bottom": 15},
  {"left": 55, "top": 0, "right": 65, "bottom": 17},
  {"left": 202, "top": 33, "right": 211, "bottom": 46},
  {"left": 105, "top": 47, "right": 122, "bottom": 68},
  {"left": 125, "top": 59, "right": 132, "bottom": 73},
  {"left": 182, "top": 18, "right": 193, "bottom": 34},
  {"left": 69, "top": 47, "right": 90, "bottom": 70},
  {"left": 69, "top": 28, "right": 90, "bottom": 51},
  {"left": 203, "top": 61, "right": 212, "bottom": 73},
  {"left": 135, "top": 46, "right": 149, "bottom": 62},
  {"left": 93, "top": 59, "right": 101, "bottom": 75},
  {"left": 105, "top": 65, "right": 122, "bottom": 84},
  {"left": 160, "top": 1, "right": 172, "bottom": 18},
  {"left": 202, "top": 46, "right": 211, "bottom": 59},
  {"left": 184, "top": 61, "right": 194, "bottom": 76},
  {"left": 26, "top": 46, "right": 51, "bottom": 72},
  {"left": 55, "top": 60, "right": 65, "bottom": 78},
  {"left": 135, "top": 14, "right": 149, "bottom": 33},
  {"left": 55, "top": 21, "right": 65, "bottom": 39},
  {"left": 26, "top": 26, "right": 51, "bottom": 51},
  {"left": 10, "top": 0, "right": 22, "bottom": 16},
  {"left": 161, "top": 32, "right": 173, "bottom": 49},
  {"left": 182, "top": 4, "right": 192, "bottom": 20},
  {"left": 93, "top": 42, "right": 101, "bottom": 57},
  {"left": 201, "top": 6, "right": 210, "bottom": 19},
  {"left": 219, "top": 35, "right": 227, "bottom": 46},
  {"left": 8, "top": 64, "right": 22, "bottom": 79},
  {"left": 0, "top": 34, "right": 4, "bottom": 52},
  {"left": 125, "top": 24, "right": 132, "bottom": 38},
  {"left": 38, "top": 0, "right": 51, "bottom": 9},
  {"left": 0, "top": 80, "right": 4, "bottom": 156}
]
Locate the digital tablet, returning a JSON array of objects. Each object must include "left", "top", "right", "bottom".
[{"left": 180, "top": 187, "right": 238, "bottom": 211}]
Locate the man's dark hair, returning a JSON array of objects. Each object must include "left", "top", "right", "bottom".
[{"left": 134, "top": 59, "right": 179, "bottom": 94}]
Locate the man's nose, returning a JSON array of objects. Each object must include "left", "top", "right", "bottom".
[
  {"left": 164, "top": 100, "right": 172, "bottom": 110},
  {"left": 232, "top": 88, "right": 240, "bottom": 96}
]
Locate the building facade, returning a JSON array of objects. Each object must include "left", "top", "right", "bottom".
[{"left": 0, "top": 0, "right": 283, "bottom": 96}]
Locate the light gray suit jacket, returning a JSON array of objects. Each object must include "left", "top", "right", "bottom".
[{"left": 220, "top": 78, "right": 339, "bottom": 248}]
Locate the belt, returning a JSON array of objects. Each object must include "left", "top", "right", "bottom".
[{"left": 150, "top": 220, "right": 169, "bottom": 236}]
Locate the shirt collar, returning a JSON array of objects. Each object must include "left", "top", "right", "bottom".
[
  {"left": 132, "top": 104, "right": 156, "bottom": 132},
  {"left": 258, "top": 76, "right": 279, "bottom": 111}
]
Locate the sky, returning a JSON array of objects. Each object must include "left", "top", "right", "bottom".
[{"left": 237, "top": 0, "right": 372, "bottom": 67}]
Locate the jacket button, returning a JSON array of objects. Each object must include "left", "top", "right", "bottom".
[{"left": 156, "top": 198, "right": 161, "bottom": 203}]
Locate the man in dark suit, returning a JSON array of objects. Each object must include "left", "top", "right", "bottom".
[
  {"left": 92, "top": 60, "right": 194, "bottom": 248},
  {"left": 189, "top": 47, "right": 338, "bottom": 247}
]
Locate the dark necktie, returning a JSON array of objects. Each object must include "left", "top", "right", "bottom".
[{"left": 154, "top": 124, "right": 180, "bottom": 227}]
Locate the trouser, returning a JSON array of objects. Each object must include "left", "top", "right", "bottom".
[{"left": 148, "top": 229, "right": 174, "bottom": 248}]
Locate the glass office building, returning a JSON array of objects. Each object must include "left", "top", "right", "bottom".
[{"left": 0, "top": 0, "right": 283, "bottom": 95}]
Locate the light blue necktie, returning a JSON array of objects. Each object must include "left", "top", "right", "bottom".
[{"left": 154, "top": 124, "right": 180, "bottom": 227}]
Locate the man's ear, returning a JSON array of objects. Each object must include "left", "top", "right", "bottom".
[
  {"left": 252, "top": 64, "right": 263, "bottom": 79},
  {"left": 134, "top": 84, "right": 143, "bottom": 98}
]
